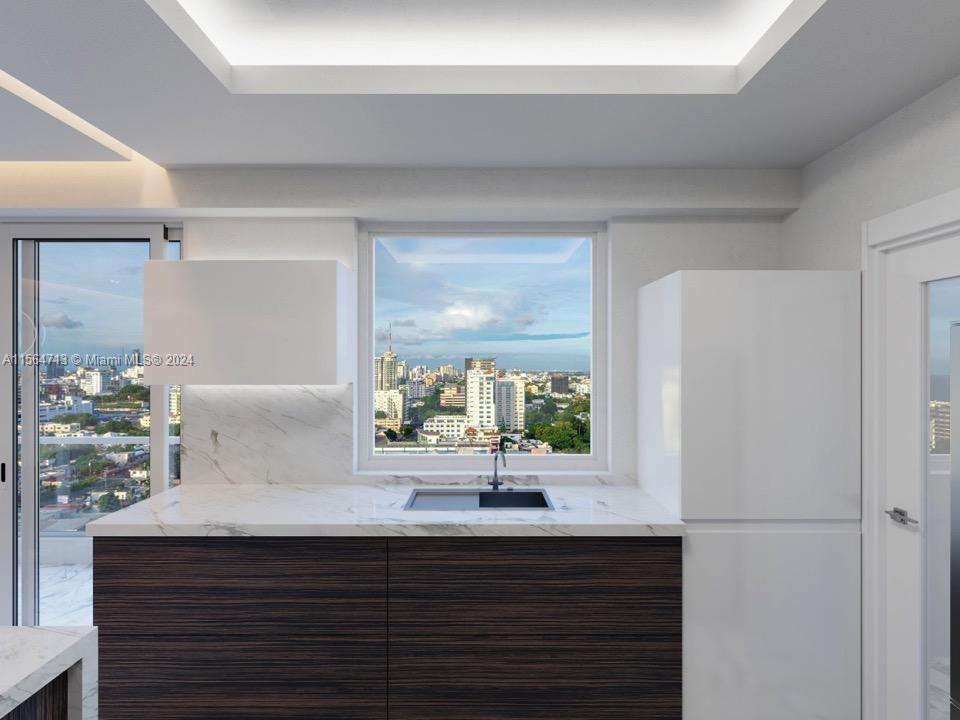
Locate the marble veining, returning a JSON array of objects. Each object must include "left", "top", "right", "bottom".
[
  {"left": 39, "top": 563, "right": 93, "bottom": 627},
  {"left": 929, "top": 656, "right": 950, "bottom": 720},
  {"left": 0, "top": 626, "right": 97, "bottom": 719},
  {"left": 182, "top": 385, "right": 355, "bottom": 484},
  {"left": 86, "top": 482, "right": 684, "bottom": 537},
  {"left": 181, "top": 385, "right": 626, "bottom": 487}
]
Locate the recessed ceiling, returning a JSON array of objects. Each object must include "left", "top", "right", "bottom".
[
  {"left": 146, "top": 0, "right": 827, "bottom": 93},
  {"left": 0, "top": 87, "right": 123, "bottom": 161},
  {"left": 1, "top": 0, "right": 960, "bottom": 167}
]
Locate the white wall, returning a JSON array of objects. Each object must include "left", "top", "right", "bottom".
[
  {"left": 0, "top": 165, "right": 799, "bottom": 218},
  {"left": 608, "top": 219, "right": 783, "bottom": 478},
  {"left": 783, "top": 72, "right": 960, "bottom": 269},
  {"left": 180, "top": 219, "right": 360, "bottom": 484},
  {"left": 179, "top": 217, "right": 783, "bottom": 484}
]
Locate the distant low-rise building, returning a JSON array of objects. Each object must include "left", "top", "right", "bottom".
[
  {"left": 38, "top": 396, "right": 92, "bottom": 422},
  {"left": 439, "top": 385, "right": 466, "bottom": 408},
  {"left": 423, "top": 415, "right": 468, "bottom": 440},
  {"left": 39, "top": 422, "right": 81, "bottom": 435}
]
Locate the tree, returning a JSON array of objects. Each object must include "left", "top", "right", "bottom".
[
  {"left": 529, "top": 419, "right": 590, "bottom": 454},
  {"left": 384, "top": 428, "right": 398, "bottom": 442},
  {"left": 399, "top": 424, "right": 416, "bottom": 440},
  {"left": 97, "top": 491, "right": 121, "bottom": 512},
  {"left": 375, "top": 410, "right": 387, "bottom": 419},
  {"left": 94, "top": 419, "right": 148, "bottom": 436},
  {"left": 51, "top": 412, "right": 95, "bottom": 427}
]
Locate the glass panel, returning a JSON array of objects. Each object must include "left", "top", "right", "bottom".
[
  {"left": 30, "top": 241, "right": 151, "bottom": 625},
  {"left": 926, "top": 278, "right": 958, "bottom": 719},
  {"left": 167, "top": 240, "right": 181, "bottom": 488},
  {"left": 372, "top": 236, "right": 592, "bottom": 456}
]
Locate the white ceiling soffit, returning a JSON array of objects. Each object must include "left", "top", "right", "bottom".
[
  {"left": 0, "top": 69, "right": 133, "bottom": 161},
  {"left": 144, "top": 0, "right": 828, "bottom": 94},
  {"left": 0, "top": 85, "right": 123, "bottom": 161}
]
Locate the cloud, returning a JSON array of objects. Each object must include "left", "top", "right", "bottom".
[
  {"left": 44, "top": 296, "right": 71, "bottom": 305},
  {"left": 41, "top": 312, "right": 83, "bottom": 329},
  {"left": 436, "top": 303, "right": 497, "bottom": 333},
  {"left": 392, "top": 318, "right": 417, "bottom": 327},
  {"left": 452, "top": 330, "right": 590, "bottom": 342},
  {"left": 377, "top": 326, "right": 437, "bottom": 346},
  {"left": 120, "top": 264, "right": 142, "bottom": 275}
]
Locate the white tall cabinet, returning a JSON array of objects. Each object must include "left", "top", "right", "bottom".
[{"left": 638, "top": 271, "right": 861, "bottom": 720}]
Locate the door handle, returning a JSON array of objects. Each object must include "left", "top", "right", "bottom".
[{"left": 884, "top": 507, "right": 918, "bottom": 526}]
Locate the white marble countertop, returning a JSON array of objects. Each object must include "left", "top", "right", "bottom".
[
  {"left": 0, "top": 626, "right": 98, "bottom": 719},
  {"left": 85, "top": 481, "right": 684, "bottom": 537}
]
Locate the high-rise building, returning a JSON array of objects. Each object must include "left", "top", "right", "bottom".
[
  {"left": 169, "top": 385, "right": 182, "bottom": 420},
  {"left": 80, "top": 370, "right": 103, "bottom": 396},
  {"left": 375, "top": 324, "right": 400, "bottom": 390},
  {"left": 406, "top": 379, "right": 429, "bottom": 400},
  {"left": 375, "top": 388, "right": 407, "bottom": 431},
  {"left": 550, "top": 373, "right": 570, "bottom": 395},
  {"left": 465, "top": 357, "right": 495, "bottom": 375},
  {"left": 495, "top": 375, "right": 526, "bottom": 431},
  {"left": 930, "top": 400, "right": 951, "bottom": 453},
  {"left": 466, "top": 369, "right": 496, "bottom": 429},
  {"left": 438, "top": 364, "right": 458, "bottom": 381},
  {"left": 375, "top": 351, "right": 399, "bottom": 390},
  {"left": 44, "top": 359, "right": 64, "bottom": 379}
]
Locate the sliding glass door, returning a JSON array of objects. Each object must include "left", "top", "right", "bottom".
[{"left": 1, "top": 225, "right": 175, "bottom": 625}]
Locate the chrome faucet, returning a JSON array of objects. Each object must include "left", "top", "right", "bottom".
[{"left": 489, "top": 438, "right": 507, "bottom": 491}]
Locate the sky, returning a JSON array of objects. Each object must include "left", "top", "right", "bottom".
[
  {"left": 26, "top": 237, "right": 589, "bottom": 373},
  {"left": 374, "top": 236, "right": 592, "bottom": 372},
  {"left": 929, "top": 276, "right": 960, "bottom": 398},
  {"left": 32, "top": 242, "right": 151, "bottom": 362}
]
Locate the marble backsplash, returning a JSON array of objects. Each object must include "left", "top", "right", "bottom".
[
  {"left": 182, "top": 385, "right": 356, "bottom": 484},
  {"left": 181, "top": 385, "right": 623, "bottom": 485}
]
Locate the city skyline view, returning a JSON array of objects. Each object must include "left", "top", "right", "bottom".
[{"left": 373, "top": 236, "right": 593, "bottom": 456}]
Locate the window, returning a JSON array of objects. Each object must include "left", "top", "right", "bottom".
[
  {"left": 0, "top": 224, "right": 175, "bottom": 626},
  {"left": 358, "top": 230, "right": 607, "bottom": 473}
]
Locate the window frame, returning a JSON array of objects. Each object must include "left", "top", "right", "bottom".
[
  {"left": 0, "top": 223, "right": 168, "bottom": 625},
  {"left": 355, "top": 224, "right": 609, "bottom": 475}
]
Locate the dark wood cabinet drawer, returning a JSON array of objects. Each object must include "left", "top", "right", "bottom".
[
  {"left": 387, "top": 537, "right": 682, "bottom": 720},
  {"left": 94, "top": 535, "right": 681, "bottom": 719},
  {"left": 94, "top": 537, "right": 388, "bottom": 720}
]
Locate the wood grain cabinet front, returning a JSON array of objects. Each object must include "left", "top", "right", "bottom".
[
  {"left": 94, "top": 536, "right": 681, "bottom": 720},
  {"left": 1, "top": 672, "right": 68, "bottom": 720},
  {"left": 388, "top": 537, "right": 681, "bottom": 720},
  {"left": 94, "top": 537, "right": 388, "bottom": 720}
]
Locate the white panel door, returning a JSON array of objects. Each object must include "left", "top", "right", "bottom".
[{"left": 864, "top": 188, "right": 960, "bottom": 718}]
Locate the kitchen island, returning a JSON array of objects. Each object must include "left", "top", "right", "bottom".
[{"left": 87, "top": 483, "right": 683, "bottom": 720}]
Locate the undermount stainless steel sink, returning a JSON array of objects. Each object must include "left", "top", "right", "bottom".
[{"left": 404, "top": 488, "right": 553, "bottom": 511}]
